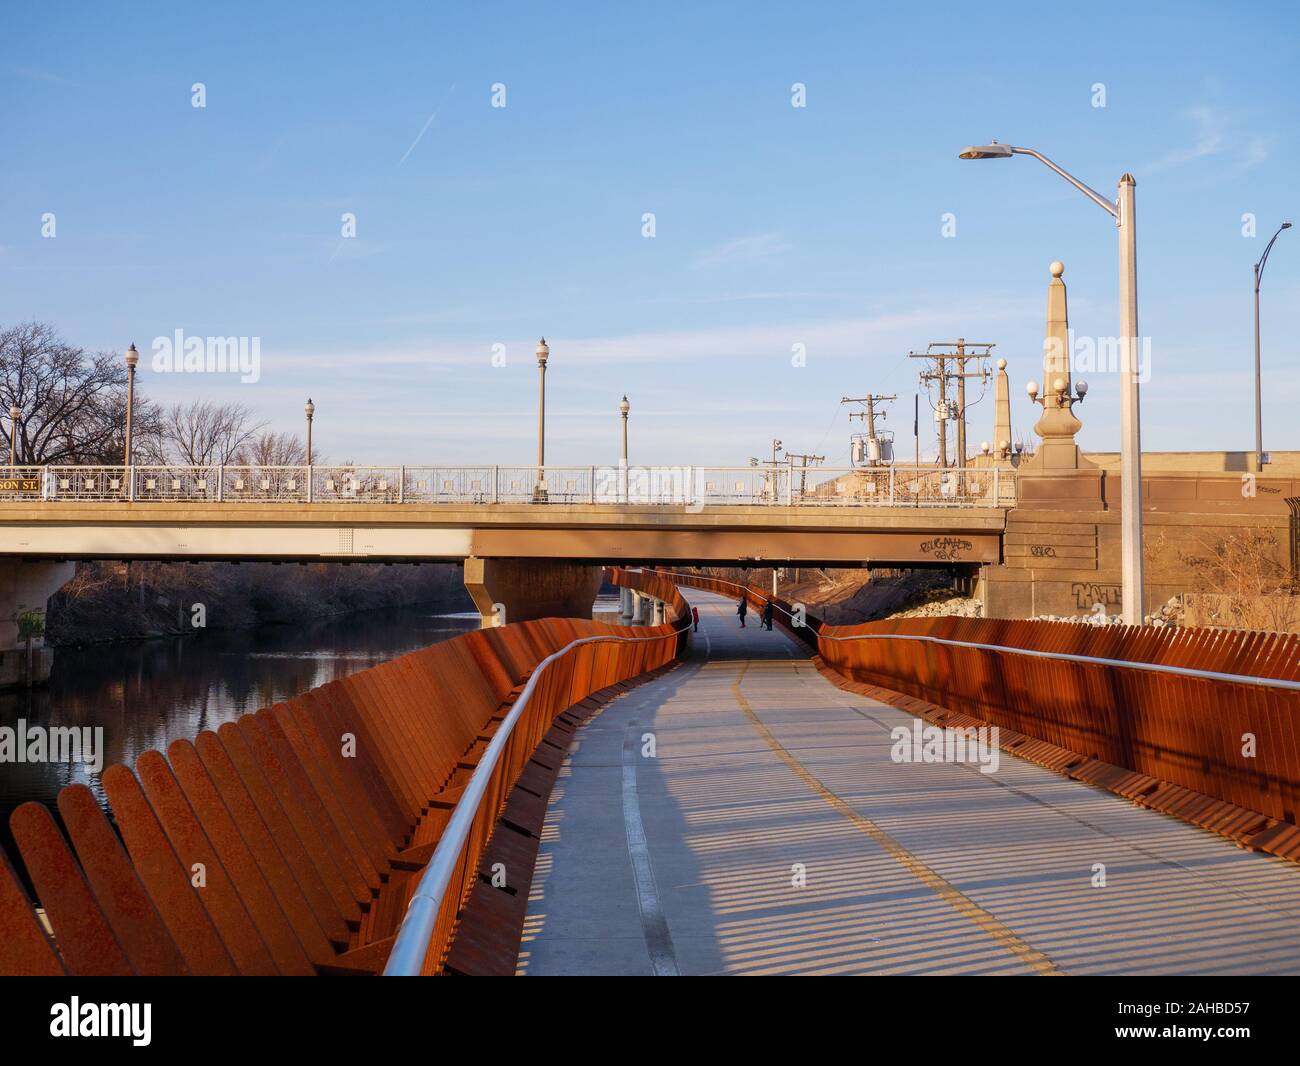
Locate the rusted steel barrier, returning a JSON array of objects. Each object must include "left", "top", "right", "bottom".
[
  {"left": 0, "top": 585, "right": 688, "bottom": 976},
  {"left": 650, "top": 565, "right": 1300, "bottom": 850},
  {"left": 813, "top": 617, "right": 1300, "bottom": 825}
]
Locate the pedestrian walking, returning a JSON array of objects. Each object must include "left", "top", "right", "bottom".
[
  {"left": 692, "top": 605, "right": 699, "bottom": 632},
  {"left": 737, "top": 596, "right": 748, "bottom": 628},
  {"left": 762, "top": 600, "right": 775, "bottom": 631}
]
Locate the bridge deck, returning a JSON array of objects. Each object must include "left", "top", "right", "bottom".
[{"left": 518, "top": 591, "right": 1300, "bottom": 975}]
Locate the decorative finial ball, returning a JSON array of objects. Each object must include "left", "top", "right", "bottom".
[
  {"left": 999, "top": 439, "right": 1010, "bottom": 452},
  {"left": 1026, "top": 380, "right": 1039, "bottom": 398},
  {"left": 1053, "top": 376, "right": 1067, "bottom": 394},
  {"left": 996, "top": 357, "right": 1007, "bottom": 370},
  {"left": 1050, "top": 260, "right": 1065, "bottom": 278},
  {"left": 980, "top": 441, "right": 990, "bottom": 454}
]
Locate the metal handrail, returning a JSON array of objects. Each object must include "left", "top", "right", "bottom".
[
  {"left": 816, "top": 630, "right": 1300, "bottom": 692},
  {"left": 655, "top": 569, "right": 1300, "bottom": 693},
  {"left": 2, "top": 463, "right": 1017, "bottom": 509},
  {"left": 383, "top": 616, "right": 692, "bottom": 977}
]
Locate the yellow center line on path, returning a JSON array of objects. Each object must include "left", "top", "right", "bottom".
[{"left": 730, "top": 663, "right": 1064, "bottom": 976}]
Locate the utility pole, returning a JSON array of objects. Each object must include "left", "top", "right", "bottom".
[
  {"left": 922, "top": 340, "right": 994, "bottom": 468},
  {"left": 841, "top": 393, "right": 896, "bottom": 465},
  {"left": 911, "top": 341, "right": 993, "bottom": 468},
  {"left": 748, "top": 440, "right": 783, "bottom": 501},
  {"left": 909, "top": 350, "right": 950, "bottom": 467},
  {"left": 783, "top": 450, "right": 825, "bottom": 498}
]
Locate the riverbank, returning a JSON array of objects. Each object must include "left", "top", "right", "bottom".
[{"left": 46, "top": 560, "right": 473, "bottom": 647}]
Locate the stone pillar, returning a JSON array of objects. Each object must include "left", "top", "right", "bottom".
[
  {"left": 0, "top": 559, "right": 75, "bottom": 688},
  {"left": 619, "top": 585, "right": 634, "bottom": 622},
  {"left": 1022, "top": 261, "right": 1094, "bottom": 473},
  {"left": 652, "top": 599, "right": 665, "bottom": 625},
  {"left": 992, "top": 357, "right": 1014, "bottom": 466},
  {"left": 1017, "top": 261, "right": 1103, "bottom": 507},
  {"left": 463, "top": 557, "right": 601, "bottom": 628}
]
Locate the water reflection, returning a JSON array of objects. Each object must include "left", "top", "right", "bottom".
[{"left": 0, "top": 603, "right": 479, "bottom": 866}]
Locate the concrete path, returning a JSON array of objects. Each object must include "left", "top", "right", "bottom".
[{"left": 517, "top": 591, "right": 1300, "bottom": 975}]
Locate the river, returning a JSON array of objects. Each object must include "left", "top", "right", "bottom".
[
  {"left": 0, "top": 591, "right": 625, "bottom": 872},
  {"left": 0, "top": 602, "right": 485, "bottom": 866}
]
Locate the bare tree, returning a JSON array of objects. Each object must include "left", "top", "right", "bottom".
[
  {"left": 236, "top": 431, "right": 308, "bottom": 467},
  {"left": 0, "top": 320, "right": 161, "bottom": 464},
  {"left": 1179, "top": 530, "right": 1299, "bottom": 633},
  {"left": 160, "top": 401, "right": 265, "bottom": 466}
]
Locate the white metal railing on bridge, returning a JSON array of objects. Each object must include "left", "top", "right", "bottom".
[{"left": 0, "top": 463, "right": 1016, "bottom": 508}]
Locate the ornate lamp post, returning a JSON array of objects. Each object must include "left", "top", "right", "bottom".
[
  {"left": 8, "top": 406, "right": 19, "bottom": 467},
  {"left": 123, "top": 343, "right": 139, "bottom": 470},
  {"left": 534, "top": 338, "right": 549, "bottom": 501},
  {"left": 304, "top": 397, "right": 315, "bottom": 465},
  {"left": 619, "top": 394, "right": 630, "bottom": 503}
]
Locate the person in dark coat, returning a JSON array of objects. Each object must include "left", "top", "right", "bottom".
[
  {"left": 736, "top": 596, "right": 748, "bottom": 628},
  {"left": 762, "top": 601, "right": 775, "bottom": 631}
]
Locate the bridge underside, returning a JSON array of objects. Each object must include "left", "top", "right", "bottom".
[
  {"left": 0, "top": 500, "right": 1003, "bottom": 562},
  {"left": 519, "top": 590, "right": 1300, "bottom": 975}
]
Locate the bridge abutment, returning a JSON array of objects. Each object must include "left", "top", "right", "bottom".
[
  {"left": 0, "top": 558, "right": 74, "bottom": 686},
  {"left": 463, "top": 556, "right": 602, "bottom": 627}
]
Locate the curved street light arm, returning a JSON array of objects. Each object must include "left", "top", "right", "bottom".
[
  {"left": 1010, "top": 146, "right": 1119, "bottom": 220},
  {"left": 1255, "top": 223, "right": 1289, "bottom": 289}
]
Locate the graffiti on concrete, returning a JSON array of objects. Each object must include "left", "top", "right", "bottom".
[
  {"left": 920, "top": 536, "right": 973, "bottom": 561},
  {"left": 1072, "top": 582, "right": 1121, "bottom": 610}
]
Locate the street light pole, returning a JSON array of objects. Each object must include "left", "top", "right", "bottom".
[
  {"left": 1253, "top": 221, "right": 1291, "bottom": 472},
  {"left": 123, "top": 343, "right": 139, "bottom": 470},
  {"left": 8, "top": 406, "right": 19, "bottom": 467},
  {"left": 959, "top": 141, "right": 1145, "bottom": 624},
  {"left": 619, "top": 394, "right": 630, "bottom": 503},
  {"left": 1115, "top": 174, "right": 1143, "bottom": 627},
  {"left": 534, "top": 338, "right": 549, "bottom": 501},
  {"left": 304, "top": 398, "right": 315, "bottom": 465}
]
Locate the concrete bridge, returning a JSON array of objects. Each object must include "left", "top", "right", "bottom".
[
  {"left": 2, "top": 461, "right": 1012, "bottom": 650},
  {"left": 1, "top": 454, "right": 1296, "bottom": 655}
]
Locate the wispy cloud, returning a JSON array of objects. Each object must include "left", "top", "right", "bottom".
[
  {"left": 0, "top": 64, "right": 76, "bottom": 87},
  {"left": 399, "top": 83, "right": 457, "bottom": 166},
  {"left": 692, "top": 232, "right": 792, "bottom": 269},
  {"left": 1146, "top": 104, "right": 1272, "bottom": 173}
]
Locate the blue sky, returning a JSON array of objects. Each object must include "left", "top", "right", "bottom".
[{"left": 2, "top": 1, "right": 1297, "bottom": 466}]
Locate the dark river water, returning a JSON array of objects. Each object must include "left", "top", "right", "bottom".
[
  {"left": 0, "top": 591, "right": 625, "bottom": 882},
  {"left": 0, "top": 603, "right": 484, "bottom": 871}
]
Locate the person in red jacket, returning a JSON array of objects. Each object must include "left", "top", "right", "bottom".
[{"left": 692, "top": 606, "right": 700, "bottom": 632}]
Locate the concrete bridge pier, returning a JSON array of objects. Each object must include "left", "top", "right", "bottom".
[
  {"left": 463, "top": 556, "right": 602, "bottom": 628},
  {"left": 0, "top": 558, "right": 74, "bottom": 686},
  {"left": 619, "top": 586, "right": 635, "bottom": 623}
]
